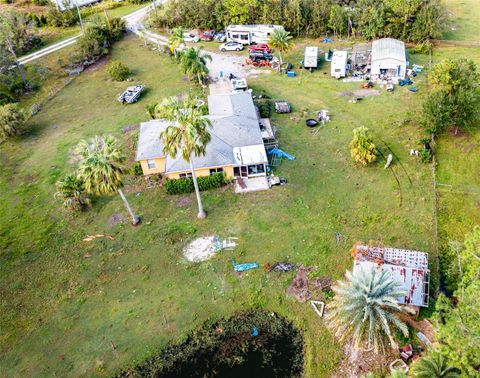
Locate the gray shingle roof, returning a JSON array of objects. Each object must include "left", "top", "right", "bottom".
[{"left": 135, "top": 91, "right": 265, "bottom": 173}]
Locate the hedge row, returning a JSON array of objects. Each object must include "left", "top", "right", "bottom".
[{"left": 165, "top": 172, "right": 228, "bottom": 194}]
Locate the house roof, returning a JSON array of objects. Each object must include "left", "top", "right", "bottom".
[
  {"left": 371, "top": 38, "right": 406, "bottom": 63},
  {"left": 352, "top": 245, "right": 430, "bottom": 307},
  {"left": 136, "top": 91, "right": 267, "bottom": 173}
]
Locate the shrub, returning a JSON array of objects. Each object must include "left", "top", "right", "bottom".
[
  {"left": 165, "top": 172, "right": 228, "bottom": 194},
  {"left": 132, "top": 161, "right": 143, "bottom": 176},
  {"left": 117, "top": 310, "right": 304, "bottom": 377},
  {"left": 54, "top": 174, "right": 90, "bottom": 211},
  {"left": 107, "top": 60, "right": 130, "bottom": 81},
  {"left": 32, "top": 0, "right": 49, "bottom": 5},
  {"left": 0, "top": 103, "right": 26, "bottom": 142},
  {"left": 127, "top": 0, "right": 150, "bottom": 4},
  {"left": 0, "top": 91, "right": 16, "bottom": 106},
  {"left": 350, "top": 126, "right": 377, "bottom": 165},
  {"left": 419, "top": 149, "right": 432, "bottom": 164},
  {"left": 46, "top": 4, "right": 79, "bottom": 27}
]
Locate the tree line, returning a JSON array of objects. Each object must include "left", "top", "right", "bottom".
[{"left": 150, "top": 0, "right": 447, "bottom": 43}]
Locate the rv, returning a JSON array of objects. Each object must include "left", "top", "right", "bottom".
[
  {"left": 331, "top": 50, "right": 348, "bottom": 79},
  {"left": 303, "top": 46, "right": 318, "bottom": 70},
  {"left": 226, "top": 25, "right": 284, "bottom": 45}
]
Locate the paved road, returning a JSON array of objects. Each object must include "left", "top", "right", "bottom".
[{"left": 18, "top": 3, "right": 160, "bottom": 65}]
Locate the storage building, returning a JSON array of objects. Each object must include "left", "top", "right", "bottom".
[
  {"left": 330, "top": 50, "right": 348, "bottom": 78},
  {"left": 370, "top": 38, "right": 407, "bottom": 83}
]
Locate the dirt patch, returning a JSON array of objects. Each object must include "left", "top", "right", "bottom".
[
  {"left": 332, "top": 341, "right": 395, "bottom": 378},
  {"left": 83, "top": 56, "right": 109, "bottom": 73},
  {"left": 108, "top": 213, "right": 125, "bottom": 227},
  {"left": 337, "top": 89, "right": 380, "bottom": 97},
  {"left": 287, "top": 266, "right": 317, "bottom": 303},
  {"left": 448, "top": 126, "right": 467, "bottom": 137},
  {"left": 177, "top": 196, "right": 193, "bottom": 207},
  {"left": 183, "top": 236, "right": 220, "bottom": 262},
  {"left": 397, "top": 313, "right": 435, "bottom": 342}
]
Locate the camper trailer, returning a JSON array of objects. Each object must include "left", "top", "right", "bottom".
[
  {"left": 331, "top": 51, "right": 348, "bottom": 79},
  {"left": 226, "top": 25, "right": 284, "bottom": 45},
  {"left": 303, "top": 46, "right": 318, "bottom": 70}
]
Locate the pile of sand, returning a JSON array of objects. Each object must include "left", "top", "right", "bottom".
[{"left": 183, "top": 236, "right": 219, "bottom": 262}]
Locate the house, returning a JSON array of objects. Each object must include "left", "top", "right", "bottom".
[
  {"left": 136, "top": 91, "right": 272, "bottom": 192},
  {"left": 226, "top": 25, "right": 284, "bottom": 45},
  {"left": 370, "top": 38, "right": 407, "bottom": 83},
  {"left": 330, "top": 50, "right": 348, "bottom": 78},
  {"left": 352, "top": 244, "right": 430, "bottom": 311}
]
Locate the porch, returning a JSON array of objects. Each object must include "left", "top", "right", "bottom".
[{"left": 234, "top": 176, "right": 270, "bottom": 193}]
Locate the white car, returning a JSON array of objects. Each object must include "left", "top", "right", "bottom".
[
  {"left": 183, "top": 33, "right": 199, "bottom": 43},
  {"left": 219, "top": 42, "right": 244, "bottom": 52}
]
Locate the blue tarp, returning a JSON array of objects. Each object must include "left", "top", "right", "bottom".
[
  {"left": 267, "top": 147, "right": 296, "bottom": 161},
  {"left": 251, "top": 327, "right": 259, "bottom": 337},
  {"left": 322, "top": 37, "right": 333, "bottom": 43},
  {"left": 409, "top": 87, "right": 419, "bottom": 92},
  {"left": 399, "top": 77, "right": 413, "bottom": 86},
  {"left": 231, "top": 259, "right": 258, "bottom": 272}
]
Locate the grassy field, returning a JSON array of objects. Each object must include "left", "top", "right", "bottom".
[
  {"left": 2, "top": 7, "right": 480, "bottom": 375},
  {"left": 442, "top": 0, "right": 480, "bottom": 41}
]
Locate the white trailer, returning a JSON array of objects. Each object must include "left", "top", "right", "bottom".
[
  {"left": 303, "top": 46, "right": 318, "bottom": 70},
  {"left": 226, "top": 25, "right": 284, "bottom": 45},
  {"left": 52, "top": 0, "right": 99, "bottom": 11},
  {"left": 331, "top": 50, "right": 348, "bottom": 79}
]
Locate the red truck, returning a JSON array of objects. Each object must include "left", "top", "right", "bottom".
[{"left": 248, "top": 43, "right": 272, "bottom": 53}]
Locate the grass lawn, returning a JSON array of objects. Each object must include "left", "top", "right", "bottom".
[
  {"left": 442, "top": 0, "right": 480, "bottom": 41},
  {"left": 0, "top": 34, "right": 437, "bottom": 377}
]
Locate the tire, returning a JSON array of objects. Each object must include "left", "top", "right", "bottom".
[
  {"left": 236, "top": 48, "right": 240, "bottom": 51},
  {"left": 221, "top": 48, "right": 226, "bottom": 52}
]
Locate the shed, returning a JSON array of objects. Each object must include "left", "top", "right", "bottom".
[
  {"left": 330, "top": 51, "right": 348, "bottom": 78},
  {"left": 303, "top": 46, "right": 318, "bottom": 70},
  {"left": 370, "top": 38, "right": 407, "bottom": 83}
]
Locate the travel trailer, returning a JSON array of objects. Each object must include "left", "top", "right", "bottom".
[
  {"left": 330, "top": 50, "right": 348, "bottom": 79},
  {"left": 226, "top": 25, "right": 284, "bottom": 45},
  {"left": 303, "top": 46, "right": 318, "bottom": 70}
]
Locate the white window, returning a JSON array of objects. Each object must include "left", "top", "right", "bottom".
[
  {"left": 179, "top": 172, "right": 193, "bottom": 179},
  {"left": 209, "top": 167, "right": 224, "bottom": 175},
  {"left": 147, "top": 159, "right": 156, "bottom": 169}
]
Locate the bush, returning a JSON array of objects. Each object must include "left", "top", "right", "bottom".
[
  {"left": 32, "top": 0, "right": 49, "bottom": 5},
  {"left": 350, "top": 126, "right": 377, "bottom": 165},
  {"left": 107, "top": 60, "right": 130, "bottom": 81},
  {"left": 117, "top": 310, "right": 304, "bottom": 378},
  {"left": 0, "top": 103, "right": 26, "bottom": 142},
  {"left": 127, "top": 0, "right": 150, "bottom": 4},
  {"left": 419, "top": 149, "right": 432, "bottom": 164},
  {"left": 132, "top": 161, "right": 143, "bottom": 176},
  {"left": 46, "top": 5, "right": 79, "bottom": 27},
  {"left": 165, "top": 172, "right": 228, "bottom": 194}
]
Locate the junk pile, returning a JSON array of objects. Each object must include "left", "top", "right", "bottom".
[
  {"left": 231, "top": 259, "right": 258, "bottom": 272},
  {"left": 274, "top": 101, "right": 291, "bottom": 113},
  {"left": 183, "top": 236, "right": 237, "bottom": 262},
  {"left": 287, "top": 266, "right": 333, "bottom": 303},
  {"left": 317, "top": 109, "right": 330, "bottom": 125},
  {"left": 270, "top": 262, "right": 296, "bottom": 272},
  {"left": 268, "top": 147, "right": 295, "bottom": 160},
  {"left": 118, "top": 85, "right": 144, "bottom": 104}
]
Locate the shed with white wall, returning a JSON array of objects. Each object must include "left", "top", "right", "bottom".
[{"left": 370, "top": 38, "right": 407, "bottom": 83}]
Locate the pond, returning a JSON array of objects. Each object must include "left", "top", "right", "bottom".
[{"left": 118, "top": 310, "right": 304, "bottom": 377}]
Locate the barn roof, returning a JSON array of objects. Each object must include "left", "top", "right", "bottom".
[
  {"left": 371, "top": 38, "right": 406, "bottom": 63},
  {"left": 352, "top": 245, "right": 429, "bottom": 307}
]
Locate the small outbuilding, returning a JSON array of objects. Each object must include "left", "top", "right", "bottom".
[
  {"left": 330, "top": 50, "right": 348, "bottom": 78},
  {"left": 370, "top": 38, "right": 407, "bottom": 83},
  {"left": 303, "top": 46, "right": 319, "bottom": 70}
]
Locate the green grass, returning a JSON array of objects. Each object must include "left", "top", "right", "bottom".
[{"left": 442, "top": 0, "right": 480, "bottom": 41}]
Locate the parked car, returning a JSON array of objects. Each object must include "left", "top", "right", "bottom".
[
  {"left": 219, "top": 42, "right": 244, "bottom": 52},
  {"left": 249, "top": 51, "right": 274, "bottom": 62},
  {"left": 248, "top": 43, "right": 272, "bottom": 53},
  {"left": 213, "top": 31, "right": 226, "bottom": 42},
  {"left": 200, "top": 30, "right": 215, "bottom": 41},
  {"left": 183, "top": 33, "right": 199, "bottom": 43}
]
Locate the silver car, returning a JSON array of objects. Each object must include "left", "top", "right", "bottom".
[{"left": 219, "top": 42, "right": 244, "bottom": 52}]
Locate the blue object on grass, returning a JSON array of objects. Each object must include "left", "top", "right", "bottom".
[
  {"left": 322, "top": 37, "right": 333, "bottom": 43},
  {"left": 409, "top": 87, "right": 418, "bottom": 92},
  {"left": 399, "top": 77, "right": 413, "bottom": 86},
  {"left": 251, "top": 327, "right": 259, "bottom": 337},
  {"left": 267, "top": 147, "right": 296, "bottom": 161},
  {"left": 231, "top": 259, "right": 259, "bottom": 272},
  {"left": 287, "top": 71, "right": 296, "bottom": 77}
]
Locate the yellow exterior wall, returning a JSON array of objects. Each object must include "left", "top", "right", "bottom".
[
  {"left": 140, "top": 157, "right": 166, "bottom": 175},
  {"left": 166, "top": 165, "right": 234, "bottom": 179}
]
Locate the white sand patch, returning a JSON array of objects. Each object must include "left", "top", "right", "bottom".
[{"left": 183, "top": 236, "right": 220, "bottom": 262}]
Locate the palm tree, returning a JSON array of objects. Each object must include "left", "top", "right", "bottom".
[
  {"left": 327, "top": 267, "right": 408, "bottom": 353},
  {"left": 268, "top": 28, "right": 293, "bottom": 73},
  {"left": 76, "top": 135, "right": 140, "bottom": 225},
  {"left": 412, "top": 353, "right": 461, "bottom": 378},
  {"left": 54, "top": 174, "right": 90, "bottom": 211},
  {"left": 155, "top": 95, "right": 211, "bottom": 219},
  {"left": 168, "top": 27, "right": 185, "bottom": 54},
  {"left": 178, "top": 46, "right": 212, "bottom": 85}
]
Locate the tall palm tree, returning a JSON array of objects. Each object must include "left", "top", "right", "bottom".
[
  {"left": 168, "top": 27, "right": 185, "bottom": 54},
  {"left": 155, "top": 95, "right": 211, "bottom": 219},
  {"left": 54, "top": 174, "right": 90, "bottom": 211},
  {"left": 327, "top": 267, "right": 408, "bottom": 353},
  {"left": 76, "top": 135, "right": 140, "bottom": 225},
  {"left": 412, "top": 353, "right": 461, "bottom": 378},
  {"left": 268, "top": 28, "right": 293, "bottom": 73},
  {"left": 178, "top": 46, "right": 212, "bottom": 85}
]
